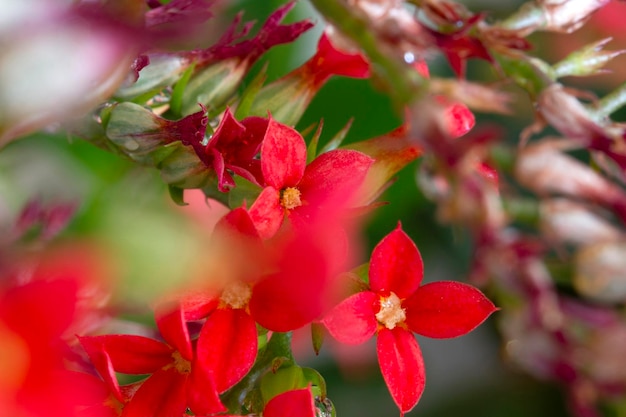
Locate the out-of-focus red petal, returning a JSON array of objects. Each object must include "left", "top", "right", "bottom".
[
  {"left": 214, "top": 207, "right": 261, "bottom": 240},
  {"left": 180, "top": 291, "right": 220, "bottom": 320},
  {"left": 263, "top": 387, "right": 316, "bottom": 417},
  {"left": 187, "top": 358, "right": 227, "bottom": 415},
  {"left": 260, "top": 117, "right": 306, "bottom": 189},
  {"left": 121, "top": 369, "right": 187, "bottom": 417},
  {"left": 377, "top": 328, "right": 425, "bottom": 415},
  {"left": 196, "top": 308, "right": 258, "bottom": 393},
  {"left": 95, "top": 335, "right": 173, "bottom": 374},
  {"left": 156, "top": 306, "right": 193, "bottom": 361},
  {"left": 0, "top": 279, "right": 77, "bottom": 343},
  {"left": 298, "top": 149, "right": 374, "bottom": 206},
  {"left": 369, "top": 225, "right": 423, "bottom": 299},
  {"left": 249, "top": 235, "right": 328, "bottom": 331},
  {"left": 404, "top": 281, "right": 497, "bottom": 338},
  {"left": 249, "top": 186, "right": 284, "bottom": 239},
  {"left": 321, "top": 291, "right": 378, "bottom": 345},
  {"left": 305, "top": 33, "right": 370, "bottom": 86}
]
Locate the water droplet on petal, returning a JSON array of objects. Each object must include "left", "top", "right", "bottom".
[
  {"left": 404, "top": 51, "right": 415, "bottom": 64},
  {"left": 124, "top": 139, "right": 139, "bottom": 151}
]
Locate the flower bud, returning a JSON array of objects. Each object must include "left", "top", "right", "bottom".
[
  {"left": 574, "top": 240, "right": 626, "bottom": 304},
  {"left": 540, "top": 198, "right": 622, "bottom": 246},
  {"left": 539, "top": 0, "right": 610, "bottom": 33},
  {"left": 515, "top": 141, "right": 626, "bottom": 222},
  {"left": 553, "top": 38, "right": 625, "bottom": 78}
]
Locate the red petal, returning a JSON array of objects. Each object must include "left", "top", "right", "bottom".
[
  {"left": 196, "top": 308, "right": 258, "bottom": 393},
  {"left": 306, "top": 33, "right": 370, "bottom": 86},
  {"left": 214, "top": 207, "right": 261, "bottom": 240},
  {"left": 180, "top": 292, "right": 219, "bottom": 321},
  {"left": 260, "top": 117, "right": 306, "bottom": 188},
  {"left": 79, "top": 336, "right": 123, "bottom": 402},
  {"left": 249, "top": 235, "right": 328, "bottom": 331},
  {"left": 188, "top": 359, "right": 227, "bottom": 415},
  {"left": 95, "top": 335, "right": 173, "bottom": 374},
  {"left": 1, "top": 279, "right": 77, "bottom": 343},
  {"left": 121, "top": 369, "right": 187, "bottom": 417},
  {"left": 156, "top": 306, "right": 193, "bottom": 361},
  {"left": 321, "top": 292, "right": 378, "bottom": 345},
  {"left": 369, "top": 225, "right": 423, "bottom": 298},
  {"left": 249, "top": 186, "right": 284, "bottom": 239},
  {"left": 264, "top": 387, "right": 316, "bottom": 417},
  {"left": 377, "top": 328, "right": 425, "bottom": 415},
  {"left": 404, "top": 281, "right": 497, "bottom": 338},
  {"left": 298, "top": 149, "right": 374, "bottom": 206}
]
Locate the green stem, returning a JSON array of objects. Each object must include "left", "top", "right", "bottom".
[
  {"left": 590, "top": 81, "right": 626, "bottom": 120},
  {"left": 308, "top": 0, "right": 427, "bottom": 109},
  {"left": 221, "top": 332, "right": 295, "bottom": 414}
]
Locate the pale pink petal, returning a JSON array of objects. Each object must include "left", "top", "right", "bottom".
[
  {"left": 321, "top": 291, "right": 378, "bottom": 345},
  {"left": 369, "top": 225, "right": 423, "bottom": 298},
  {"left": 377, "top": 328, "right": 425, "bottom": 415},
  {"left": 404, "top": 281, "right": 497, "bottom": 338}
]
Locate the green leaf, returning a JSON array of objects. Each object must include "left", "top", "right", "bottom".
[
  {"left": 170, "top": 63, "right": 196, "bottom": 118},
  {"left": 235, "top": 64, "right": 268, "bottom": 120},
  {"left": 168, "top": 185, "right": 187, "bottom": 206}
]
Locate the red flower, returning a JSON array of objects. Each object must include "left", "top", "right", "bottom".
[
  {"left": 223, "top": 386, "right": 316, "bottom": 417},
  {"left": 300, "top": 32, "right": 370, "bottom": 88},
  {"left": 322, "top": 225, "right": 497, "bottom": 415},
  {"left": 202, "top": 108, "right": 267, "bottom": 191},
  {"left": 248, "top": 117, "right": 374, "bottom": 239},
  {"left": 80, "top": 307, "right": 225, "bottom": 417}
]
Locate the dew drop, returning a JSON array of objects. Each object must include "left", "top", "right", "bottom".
[
  {"left": 315, "top": 397, "right": 335, "bottom": 417},
  {"left": 124, "top": 139, "right": 140, "bottom": 151},
  {"left": 403, "top": 51, "right": 415, "bottom": 64}
]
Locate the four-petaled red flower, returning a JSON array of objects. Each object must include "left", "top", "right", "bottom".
[
  {"left": 80, "top": 307, "right": 225, "bottom": 417},
  {"left": 322, "top": 224, "right": 497, "bottom": 415},
  {"left": 249, "top": 117, "right": 374, "bottom": 239}
]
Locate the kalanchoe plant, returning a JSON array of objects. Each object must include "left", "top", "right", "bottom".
[{"left": 7, "top": 0, "right": 626, "bottom": 416}]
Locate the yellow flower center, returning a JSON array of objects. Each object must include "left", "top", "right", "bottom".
[
  {"left": 375, "top": 292, "right": 406, "bottom": 330},
  {"left": 172, "top": 351, "right": 191, "bottom": 374},
  {"left": 280, "top": 187, "right": 302, "bottom": 210},
  {"left": 220, "top": 280, "right": 252, "bottom": 309}
]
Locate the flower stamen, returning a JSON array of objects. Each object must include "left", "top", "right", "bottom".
[
  {"left": 280, "top": 187, "right": 302, "bottom": 210},
  {"left": 375, "top": 292, "right": 406, "bottom": 330},
  {"left": 220, "top": 280, "right": 252, "bottom": 309},
  {"left": 172, "top": 351, "right": 191, "bottom": 374}
]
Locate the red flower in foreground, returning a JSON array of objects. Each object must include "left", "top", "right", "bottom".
[
  {"left": 249, "top": 117, "right": 374, "bottom": 239},
  {"left": 80, "top": 307, "right": 225, "bottom": 417},
  {"left": 322, "top": 225, "right": 497, "bottom": 415},
  {"left": 223, "top": 386, "right": 316, "bottom": 417}
]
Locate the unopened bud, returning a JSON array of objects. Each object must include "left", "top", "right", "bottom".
[
  {"left": 116, "top": 54, "right": 188, "bottom": 99},
  {"left": 553, "top": 38, "right": 625, "bottom": 78},
  {"left": 540, "top": 198, "right": 622, "bottom": 246},
  {"left": 515, "top": 141, "right": 626, "bottom": 222},
  {"left": 540, "top": 0, "right": 610, "bottom": 33},
  {"left": 574, "top": 240, "right": 626, "bottom": 304},
  {"left": 180, "top": 58, "right": 249, "bottom": 116}
]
